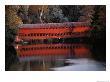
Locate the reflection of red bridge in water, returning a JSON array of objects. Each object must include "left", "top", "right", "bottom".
[
  {"left": 16, "top": 22, "right": 93, "bottom": 41},
  {"left": 16, "top": 44, "right": 92, "bottom": 61}
]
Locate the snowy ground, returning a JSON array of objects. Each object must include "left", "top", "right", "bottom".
[{"left": 50, "top": 58, "right": 106, "bottom": 71}]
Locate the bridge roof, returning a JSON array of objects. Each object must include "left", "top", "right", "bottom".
[{"left": 19, "top": 22, "right": 89, "bottom": 28}]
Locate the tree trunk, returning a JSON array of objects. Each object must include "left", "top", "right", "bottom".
[{"left": 39, "top": 5, "right": 44, "bottom": 23}]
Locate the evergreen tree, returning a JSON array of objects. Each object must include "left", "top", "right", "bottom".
[
  {"left": 44, "top": 5, "right": 67, "bottom": 23},
  {"left": 91, "top": 5, "right": 106, "bottom": 30},
  {"left": 60, "top": 5, "right": 80, "bottom": 22}
]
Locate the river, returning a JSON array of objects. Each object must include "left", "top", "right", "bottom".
[{"left": 9, "top": 43, "right": 106, "bottom": 71}]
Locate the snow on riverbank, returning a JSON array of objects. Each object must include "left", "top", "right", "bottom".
[{"left": 50, "top": 58, "right": 105, "bottom": 71}]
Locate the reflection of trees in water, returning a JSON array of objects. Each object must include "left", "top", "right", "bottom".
[
  {"left": 91, "top": 43, "right": 106, "bottom": 62},
  {"left": 5, "top": 45, "right": 18, "bottom": 70}
]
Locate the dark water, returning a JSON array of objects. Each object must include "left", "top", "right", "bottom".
[{"left": 9, "top": 43, "right": 106, "bottom": 71}]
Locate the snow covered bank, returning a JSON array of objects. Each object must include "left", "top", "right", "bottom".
[{"left": 50, "top": 58, "right": 105, "bottom": 71}]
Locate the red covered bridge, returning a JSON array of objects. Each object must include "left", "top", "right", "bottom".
[{"left": 16, "top": 22, "right": 92, "bottom": 42}]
